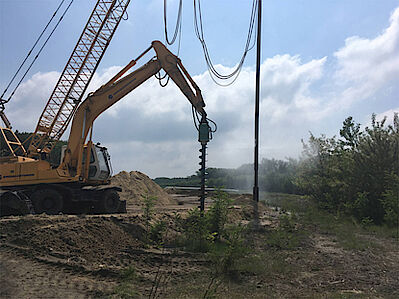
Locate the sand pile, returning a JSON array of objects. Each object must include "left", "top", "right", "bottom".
[
  {"left": 2, "top": 216, "right": 145, "bottom": 267},
  {"left": 111, "top": 171, "right": 176, "bottom": 206}
]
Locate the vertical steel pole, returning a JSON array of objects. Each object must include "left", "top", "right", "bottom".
[{"left": 253, "top": 0, "right": 262, "bottom": 203}]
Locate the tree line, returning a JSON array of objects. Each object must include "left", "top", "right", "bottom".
[
  {"left": 156, "top": 114, "right": 398, "bottom": 227},
  {"left": 155, "top": 158, "right": 300, "bottom": 194}
]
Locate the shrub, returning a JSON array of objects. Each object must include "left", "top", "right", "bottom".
[
  {"left": 149, "top": 220, "right": 167, "bottom": 246},
  {"left": 380, "top": 173, "right": 399, "bottom": 227},
  {"left": 178, "top": 208, "right": 213, "bottom": 252},
  {"left": 207, "top": 190, "right": 232, "bottom": 239}
]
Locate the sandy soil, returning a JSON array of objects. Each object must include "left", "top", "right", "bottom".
[{"left": 0, "top": 187, "right": 398, "bottom": 298}]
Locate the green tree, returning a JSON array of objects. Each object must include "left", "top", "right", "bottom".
[{"left": 296, "top": 114, "right": 399, "bottom": 224}]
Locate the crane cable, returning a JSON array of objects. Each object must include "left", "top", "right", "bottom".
[
  {"left": 116, "top": 0, "right": 129, "bottom": 20},
  {"left": 193, "top": 0, "right": 258, "bottom": 86},
  {"left": 1, "top": 0, "right": 67, "bottom": 100},
  {"left": 164, "top": 0, "right": 182, "bottom": 46},
  {"left": 156, "top": 0, "right": 183, "bottom": 87},
  {"left": 162, "top": 0, "right": 217, "bottom": 135},
  {"left": 1, "top": 0, "right": 74, "bottom": 103}
]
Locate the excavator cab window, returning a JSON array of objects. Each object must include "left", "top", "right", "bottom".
[{"left": 87, "top": 145, "right": 111, "bottom": 181}]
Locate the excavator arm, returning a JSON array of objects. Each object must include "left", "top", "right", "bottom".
[{"left": 60, "top": 41, "right": 207, "bottom": 175}]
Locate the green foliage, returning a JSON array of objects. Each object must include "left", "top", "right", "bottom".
[
  {"left": 113, "top": 266, "right": 140, "bottom": 298},
  {"left": 178, "top": 207, "right": 213, "bottom": 252},
  {"left": 235, "top": 251, "right": 291, "bottom": 277},
  {"left": 149, "top": 220, "right": 167, "bottom": 246},
  {"left": 140, "top": 195, "right": 169, "bottom": 246},
  {"left": 142, "top": 194, "right": 157, "bottom": 244},
  {"left": 380, "top": 173, "right": 399, "bottom": 227},
  {"left": 266, "top": 213, "right": 303, "bottom": 250},
  {"left": 120, "top": 266, "right": 137, "bottom": 282},
  {"left": 207, "top": 190, "right": 233, "bottom": 239},
  {"left": 176, "top": 190, "right": 237, "bottom": 252},
  {"left": 0, "top": 130, "right": 67, "bottom": 166},
  {"left": 269, "top": 195, "right": 383, "bottom": 250},
  {"left": 142, "top": 194, "right": 156, "bottom": 221},
  {"left": 208, "top": 225, "right": 248, "bottom": 278},
  {"left": 296, "top": 114, "right": 399, "bottom": 225},
  {"left": 153, "top": 175, "right": 200, "bottom": 187},
  {"left": 202, "top": 224, "right": 248, "bottom": 298}
]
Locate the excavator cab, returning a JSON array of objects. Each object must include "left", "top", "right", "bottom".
[
  {"left": 88, "top": 144, "right": 112, "bottom": 181},
  {"left": 61, "top": 142, "right": 112, "bottom": 182},
  {"left": 78, "top": 143, "right": 112, "bottom": 182}
]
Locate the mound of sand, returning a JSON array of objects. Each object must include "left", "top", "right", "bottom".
[{"left": 111, "top": 171, "right": 176, "bottom": 206}]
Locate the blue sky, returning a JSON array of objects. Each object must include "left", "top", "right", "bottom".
[{"left": 1, "top": 0, "right": 399, "bottom": 178}]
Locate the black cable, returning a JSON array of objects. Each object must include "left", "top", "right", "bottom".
[
  {"left": 116, "top": 0, "right": 129, "bottom": 20},
  {"left": 164, "top": 0, "right": 183, "bottom": 46},
  {"left": 155, "top": 69, "right": 168, "bottom": 80},
  {"left": 207, "top": 117, "right": 217, "bottom": 133},
  {"left": 159, "top": 74, "right": 170, "bottom": 87},
  {"left": 193, "top": 0, "right": 258, "bottom": 86},
  {"left": 197, "top": 0, "right": 256, "bottom": 81},
  {"left": 6, "top": 0, "right": 74, "bottom": 102},
  {"left": 160, "top": 0, "right": 183, "bottom": 87},
  {"left": 176, "top": 5, "right": 183, "bottom": 56},
  {"left": 192, "top": 106, "right": 200, "bottom": 131},
  {"left": 122, "top": 10, "right": 129, "bottom": 21},
  {"left": 155, "top": 68, "right": 170, "bottom": 87},
  {"left": 1, "top": 0, "right": 66, "bottom": 100}
]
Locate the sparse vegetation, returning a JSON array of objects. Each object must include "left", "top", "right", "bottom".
[
  {"left": 207, "top": 190, "right": 233, "bottom": 239},
  {"left": 267, "top": 194, "right": 396, "bottom": 251},
  {"left": 142, "top": 194, "right": 157, "bottom": 244},
  {"left": 207, "top": 224, "right": 248, "bottom": 279},
  {"left": 1, "top": 191, "right": 398, "bottom": 298},
  {"left": 265, "top": 213, "right": 305, "bottom": 250},
  {"left": 177, "top": 207, "right": 213, "bottom": 252},
  {"left": 112, "top": 266, "right": 141, "bottom": 299}
]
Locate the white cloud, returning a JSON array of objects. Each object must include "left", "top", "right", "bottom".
[
  {"left": 6, "top": 71, "right": 59, "bottom": 130},
  {"left": 0, "top": 50, "right": 340, "bottom": 177},
  {"left": 375, "top": 107, "right": 399, "bottom": 125},
  {"left": 333, "top": 6, "right": 399, "bottom": 108}
]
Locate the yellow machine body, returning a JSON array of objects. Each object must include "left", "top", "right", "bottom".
[{"left": 0, "top": 155, "right": 73, "bottom": 186}]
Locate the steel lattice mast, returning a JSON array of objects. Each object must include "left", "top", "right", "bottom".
[{"left": 29, "top": 0, "right": 130, "bottom": 155}]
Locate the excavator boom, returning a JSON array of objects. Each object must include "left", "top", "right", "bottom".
[{"left": 61, "top": 41, "right": 207, "bottom": 176}]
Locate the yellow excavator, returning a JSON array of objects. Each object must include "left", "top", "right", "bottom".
[{"left": 0, "top": 40, "right": 212, "bottom": 215}]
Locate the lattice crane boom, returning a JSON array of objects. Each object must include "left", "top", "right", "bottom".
[{"left": 29, "top": 0, "right": 130, "bottom": 155}]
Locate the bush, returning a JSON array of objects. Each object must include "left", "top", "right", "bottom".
[
  {"left": 178, "top": 208, "right": 213, "bottom": 252},
  {"left": 207, "top": 190, "right": 232, "bottom": 239},
  {"left": 113, "top": 266, "right": 140, "bottom": 298},
  {"left": 380, "top": 173, "right": 399, "bottom": 227},
  {"left": 208, "top": 224, "right": 248, "bottom": 279},
  {"left": 142, "top": 194, "right": 157, "bottom": 244},
  {"left": 176, "top": 190, "right": 235, "bottom": 252},
  {"left": 296, "top": 114, "right": 399, "bottom": 225},
  {"left": 149, "top": 220, "right": 167, "bottom": 246}
]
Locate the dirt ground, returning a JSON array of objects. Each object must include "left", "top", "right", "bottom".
[{"left": 0, "top": 186, "right": 398, "bottom": 298}]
